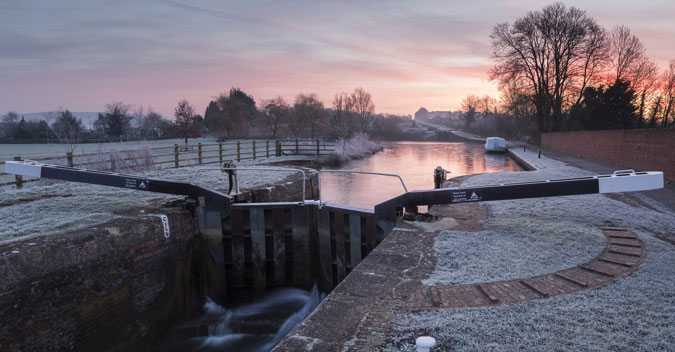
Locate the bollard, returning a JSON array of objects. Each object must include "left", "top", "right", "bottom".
[
  {"left": 198, "top": 143, "right": 203, "bottom": 165},
  {"left": 523, "top": 143, "right": 526, "bottom": 152},
  {"left": 538, "top": 148, "right": 541, "bottom": 158},
  {"left": 433, "top": 166, "right": 447, "bottom": 189},
  {"left": 416, "top": 336, "right": 436, "bottom": 352}
]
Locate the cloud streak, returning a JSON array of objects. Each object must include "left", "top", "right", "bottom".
[{"left": 0, "top": 0, "right": 673, "bottom": 117}]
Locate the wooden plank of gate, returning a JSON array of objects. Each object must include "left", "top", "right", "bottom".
[
  {"left": 349, "top": 213, "right": 362, "bottom": 269},
  {"left": 334, "top": 211, "right": 346, "bottom": 282},
  {"left": 231, "top": 208, "right": 246, "bottom": 289},
  {"left": 292, "top": 206, "right": 312, "bottom": 288},
  {"left": 272, "top": 208, "right": 286, "bottom": 286},
  {"left": 317, "top": 207, "right": 334, "bottom": 291},
  {"left": 249, "top": 207, "right": 267, "bottom": 291}
]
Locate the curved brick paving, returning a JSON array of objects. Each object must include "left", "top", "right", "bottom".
[{"left": 406, "top": 227, "right": 646, "bottom": 310}]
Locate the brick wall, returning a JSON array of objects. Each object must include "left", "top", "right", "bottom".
[
  {"left": 0, "top": 208, "right": 205, "bottom": 351},
  {"left": 542, "top": 129, "right": 675, "bottom": 181}
]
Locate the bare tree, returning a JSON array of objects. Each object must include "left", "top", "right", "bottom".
[
  {"left": 173, "top": 99, "right": 201, "bottom": 145},
  {"left": 631, "top": 57, "right": 659, "bottom": 120},
  {"left": 331, "top": 92, "right": 355, "bottom": 140},
  {"left": 351, "top": 87, "right": 375, "bottom": 133},
  {"left": 573, "top": 25, "right": 610, "bottom": 105},
  {"left": 52, "top": 109, "right": 83, "bottom": 154},
  {"left": 461, "top": 95, "right": 482, "bottom": 112},
  {"left": 142, "top": 107, "right": 169, "bottom": 138},
  {"left": 661, "top": 60, "right": 675, "bottom": 127},
  {"left": 479, "top": 95, "right": 499, "bottom": 115},
  {"left": 293, "top": 93, "right": 326, "bottom": 139},
  {"left": 500, "top": 82, "right": 536, "bottom": 119},
  {"left": 610, "top": 26, "right": 646, "bottom": 84},
  {"left": 490, "top": 3, "right": 607, "bottom": 133},
  {"left": 260, "top": 96, "right": 290, "bottom": 139}
]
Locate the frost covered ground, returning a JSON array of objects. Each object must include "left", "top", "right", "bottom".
[
  {"left": 0, "top": 158, "right": 307, "bottom": 241},
  {"left": 388, "top": 148, "right": 675, "bottom": 351}
]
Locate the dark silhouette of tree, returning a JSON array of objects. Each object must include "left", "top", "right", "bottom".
[
  {"left": 461, "top": 95, "right": 482, "bottom": 128},
  {"left": 204, "top": 100, "right": 221, "bottom": 133},
  {"left": 660, "top": 60, "right": 675, "bottom": 127},
  {"left": 95, "top": 102, "right": 131, "bottom": 138},
  {"left": 141, "top": 109, "right": 171, "bottom": 138},
  {"left": 569, "top": 79, "right": 640, "bottom": 130},
  {"left": 1, "top": 111, "right": 19, "bottom": 138},
  {"left": 52, "top": 109, "right": 84, "bottom": 153},
  {"left": 490, "top": 3, "right": 606, "bottom": 133},
  {"left": 173, "top": 99, "right": 201, "bottom": 145},
  {"left": 331, "top": 93, "right": 356, "bottom": 140},
  {"left": 293, "top": 93, "right": 326, "bottom": 139},
  {"left": 214, "top": 88, "right": 257, "bottom": 138},
  {"left": 260, "top": 96, "right": 290, "bottom": 139},
  {"left": 610, "top": 26, "right": 646, "bottom": 84},
  {"left": 351, "top": 87, "right": 375, "bottom": 133}
]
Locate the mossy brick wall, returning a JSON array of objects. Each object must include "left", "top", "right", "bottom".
[
  {"left": 0, "top": 208, "right": 204, "bottom": 351},
  {"left": 542, "top": 129, "right": 675, "bottom": 181}
]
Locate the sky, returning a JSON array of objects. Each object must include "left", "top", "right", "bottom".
[{"left": 1, "top": 0, "right": 674, "bottom": 119}]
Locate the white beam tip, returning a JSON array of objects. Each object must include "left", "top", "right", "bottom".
[
  {"left": 4, "top": 160, "right": 42, "bottom": 178},
  {"left": 416, "top": 336, "right": 436, "bottom": 351}
]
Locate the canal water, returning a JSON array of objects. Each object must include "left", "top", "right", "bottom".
[{"left": 321, "top": 141, "right": 523, "bottom": 210}]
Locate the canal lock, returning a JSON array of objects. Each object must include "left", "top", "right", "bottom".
[{"left": 161, "top": 168, "right": 395, "bottom": 350}]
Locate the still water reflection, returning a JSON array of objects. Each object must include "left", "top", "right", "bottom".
[{"left": 321, "top": 142, "right": 522, "bottom": 210}]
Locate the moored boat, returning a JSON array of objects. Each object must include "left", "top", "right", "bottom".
[{"left": 485, "top": 137, "right": 507, "bottom": 153}]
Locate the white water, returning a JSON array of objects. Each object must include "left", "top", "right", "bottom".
[{"left": 174, "top": 284, "right": 323, "bottom": 352}]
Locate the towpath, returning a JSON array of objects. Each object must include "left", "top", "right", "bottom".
[{"left": 274, "top": 147, "right": 675, "bottom": 351}]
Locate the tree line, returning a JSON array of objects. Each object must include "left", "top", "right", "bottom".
[
  {"left": 1, "top": 86, "right": 410, "bottom": 146},
  {"left": 471, "top": 2, "right": 675, "bottom": 141},
  {"left": 203, "top": 87, "right": 381, "bottom": 140}
]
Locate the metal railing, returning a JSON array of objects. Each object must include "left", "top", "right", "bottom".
[
  {"left": 190, "top": 166, "right": 311, "bottom": 203},
  {"left": 317, "top": 170, "right": 408, "bottom": 207}
]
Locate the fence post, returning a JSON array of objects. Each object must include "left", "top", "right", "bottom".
[
  {"left": 111, "top": 154, "right": 116, "bottom": 172},
  {"left": 13, "top": 156, "right": 23, "bottom": 189},
  {"left": 295, "top": 138, "right": 299, "bottom": 155},
  {"left": 219, "top": 142, "right": 223, "bottom": 163},
  {"left": 66, "top": 152, "right": 74, "bottom": 167},
  {"left": 276, "top": 140, "right": 282, "bottom": 157},
  {"left": 266, "top": 140, "right": 270, "bottom": 158},
  {"left": 237, "top": 141, "right": 241, "bottom": 161},
  {"left": 174, "top": 144, "right": 179, "bottom": 168},
  {"left": 198, "top": 143, "right": 203, "bottom": 165},
  {"left": 253, "top": 140, "right": 256, "bottom": 160},
  {"left": 316, "top": 138, "right": 320, "bottom": 156}
]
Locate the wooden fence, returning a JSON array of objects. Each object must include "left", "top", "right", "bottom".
[{"left": 1, "top": 139, "right": 335, "bottom": 188}]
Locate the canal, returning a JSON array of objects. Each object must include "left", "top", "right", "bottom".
[{"left": 321, "top": 141, "right": 523, "bottom": 210}]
